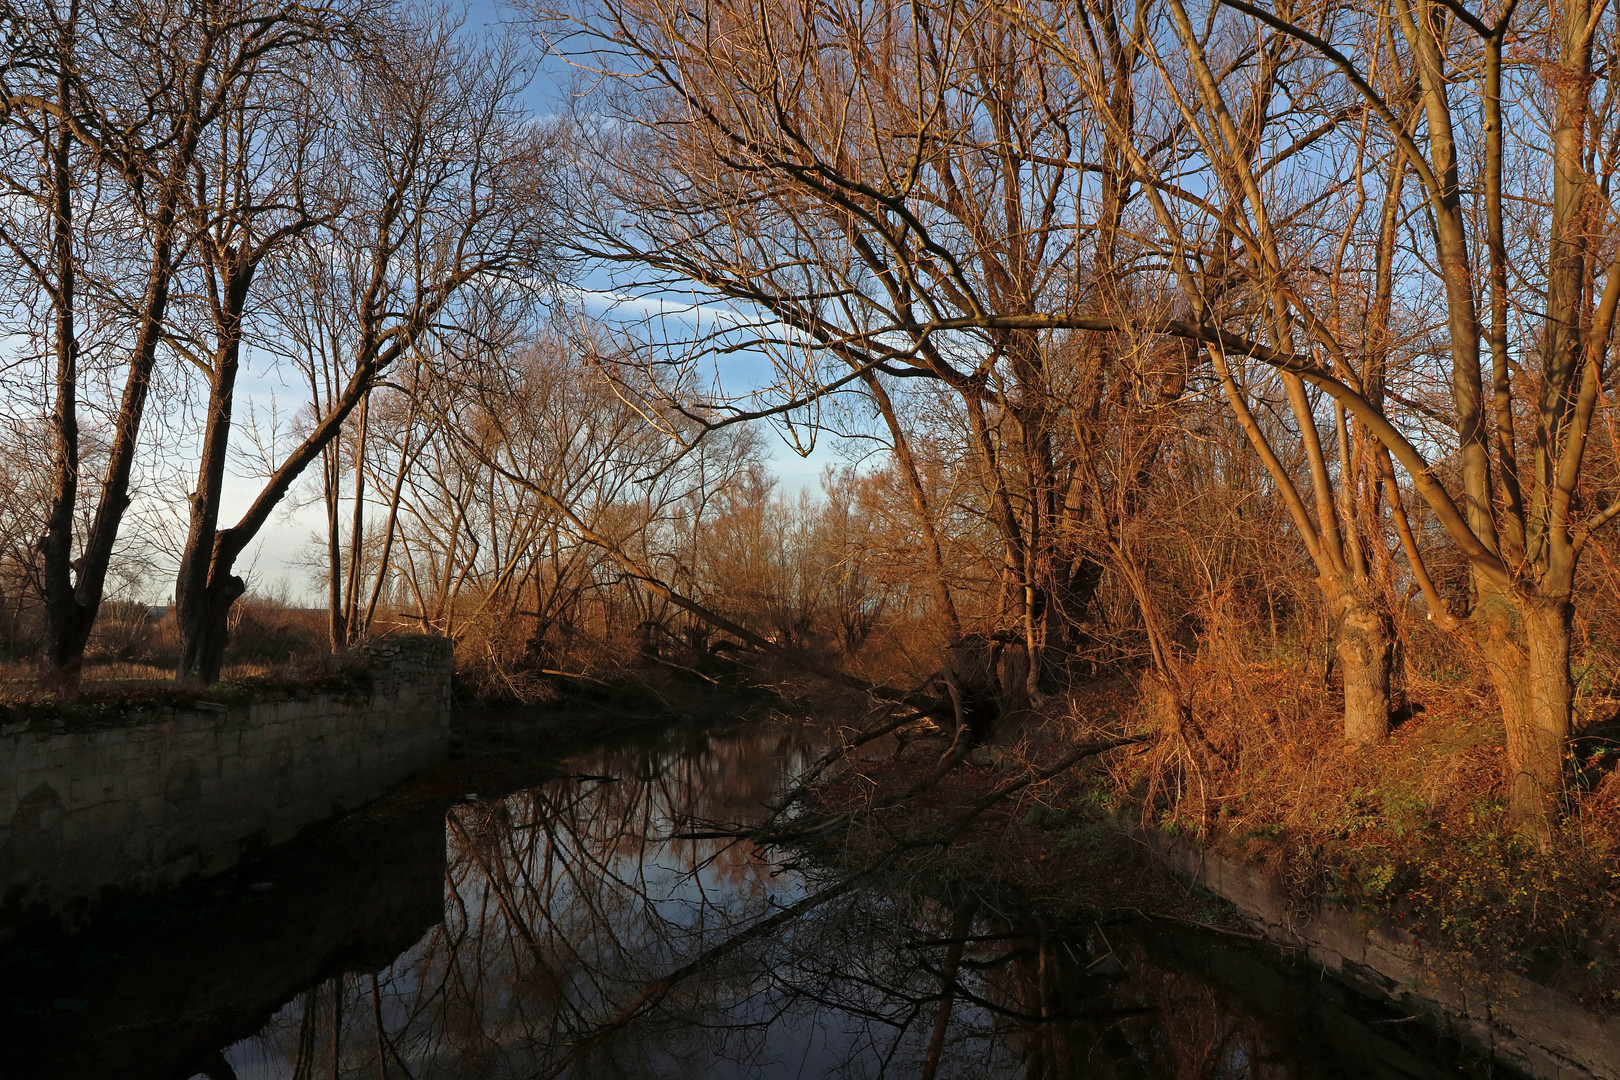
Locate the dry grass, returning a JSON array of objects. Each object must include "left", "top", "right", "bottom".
[
  {"left": 0, "top": 659, "right": 290, "bottom": 697},
  {"left": 1041, "top": 655, "right": 1620, "bottom": 1005}
]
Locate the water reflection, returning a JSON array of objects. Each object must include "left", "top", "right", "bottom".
[
  {"left": 192, "top": 721, "right": 1491, "bottom": 1080},
  {"left": 0, "top": 767, "right": 445, "bottom": 1080}
]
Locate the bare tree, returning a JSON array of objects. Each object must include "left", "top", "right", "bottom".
[
  {"left": 531, "top": 0, "right": 1195, "bottom": 704},
  {"left": 168, "top": 9, "right": 344, "bottom": 679},
  {"left": 1129, "top": 0, "right": 1617, "bottom": 835},
  {"left": 174, "top": 8, "right": 559, "bottom": 681},
  {"left": 397, "top": 327, "right": 765, "bottom": 682},
  {"left": 1015, "top": 0, "right": 1426, "bottom": 744},
  {"left": 0, "top": 0, "right": 353, "bottom": 683}
]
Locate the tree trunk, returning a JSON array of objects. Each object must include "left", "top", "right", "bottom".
[
  {"left": 943, "top": 635, "right": 1002, "bottom": 753},
  {"left": 1478, "top": 592, "right": 1572, "bottom": 841},
  {"left": 999, "top": 638, "right": 1032, "bottom": 722},
  {"left": 175, "top": 256, "right": 254, "bottom": 683},
  {"left": 340, "top": 390, "right": 371, "bottom": 645},
  {"left": 1330, "top": 586, "right": 1394, "bottom": 746},
  {"left": 40, "top": 63, "right": 87, "bottom": 690},
  {"left": 324, "top": 442, "right": 346, "bottom": 652},
  {"left": 177, "top": 572, "right": 248, "bottom": 685},
  {"left": 41, "top": 607, "right": 95, "bottom": 689},
  {"left": 44, "top": 179, "right": 182, "bottom": 683}
]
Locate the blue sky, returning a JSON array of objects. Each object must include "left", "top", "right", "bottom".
[{"left": 210, "top": 0, "right": 856, "bottom": 604}]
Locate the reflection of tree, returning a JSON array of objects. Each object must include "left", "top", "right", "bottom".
[{"left": 215, "top": 724, "right": 1447, "bottom": 1079}]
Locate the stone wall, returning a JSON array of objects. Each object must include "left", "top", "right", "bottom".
[
  {"left": 1133, "top": 827, "right": 1620, "bottom": 1080},
  {"left": 3, "top": 761, "right": 448, "bottom": 1080},
  {"left": 0, "top": 635, "right": 452, "bottom": 935}
]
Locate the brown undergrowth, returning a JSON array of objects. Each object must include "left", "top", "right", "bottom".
[
  {"left": 795, "top": 655, "right": 1620, "bottom": 1011},
  {"left": 1065, "top": 661, "right": 1620, "bottom": 1010}
]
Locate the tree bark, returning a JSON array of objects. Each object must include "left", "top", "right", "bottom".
[
  {"left": 176, "top": 258, "right": 251, "bottom": 683},
  {"left": 1327, "top": 581, "right": 1394, "bottom": 747},
  {"left": 39, "top": 71, "right": 85, "bottom": 686},
  {"left": 324, "top": 439, "right": 347, "bottom": 652},
  {"left": 176, "top": 570, "right": 247, "bottom": 684},
  {"left": 1477, "top": 590, "right": 1572, "bottom": 842},
  {"left": 340, "top": 390, "right": 372, "bottom": 645},
  {"left": 943, "top": 634, "right": 1001, "bottom": 755}
]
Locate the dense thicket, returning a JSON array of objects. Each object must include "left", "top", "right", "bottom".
[{"left": 520, "top": 0, "right": 1620, "bottom": 839}]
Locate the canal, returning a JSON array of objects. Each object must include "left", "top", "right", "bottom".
[{"left": 2, "top": 716, "right": 1511, "bottom": 1078}]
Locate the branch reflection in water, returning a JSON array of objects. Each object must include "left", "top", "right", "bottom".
[{"left": 205, "top": 721, "right": 1472, "bottom": 1080}]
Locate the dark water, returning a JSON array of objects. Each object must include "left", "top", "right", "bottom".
[{"left": 2, "top": 718, "right": 1507, "bottom": 1079}]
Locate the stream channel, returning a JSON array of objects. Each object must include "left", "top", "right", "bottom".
[{"left": 1, "top": 715, "right": 1519, "bottom": 1079}]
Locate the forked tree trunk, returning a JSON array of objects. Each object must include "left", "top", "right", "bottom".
[
  {"left": 175, "top": 259, "right": 253, "bottom": 685},
  {"left": 1477, "top": 592, "right": 1572, "bottom": 841},
  {"left": 943, "top": 635, "right": 1002, "bottom": 755},
  {"left": 1323, "top": 577, "right": 1394, "bottom": 746},
  {"left": 177, "top": 572, "right": 247, "bottom": 685}
]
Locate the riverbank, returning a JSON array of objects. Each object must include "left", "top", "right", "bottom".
[
  {"left": 790, "top": 673, "right": 1620, "bottom": 1080},
  {"left": 454, "top": 673, "right": 792, "bottom": 759},
  {"left": 1133, "top": 823, "right": 1620, "bottom": 1079},
  {"left": 12, "top": 641, "right": 1617, "bottom": 1078}
]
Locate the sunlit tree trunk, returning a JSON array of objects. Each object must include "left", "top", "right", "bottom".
[{"left": 1324, "top": 578, "right": 1395, "bottom": 746}]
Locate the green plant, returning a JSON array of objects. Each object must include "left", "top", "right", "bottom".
[{"left": 1359, "top": 862, "right": 1397, "bottom": 899}]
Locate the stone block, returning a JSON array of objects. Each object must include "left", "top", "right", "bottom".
[
  {"left": 240, "top": 732, "right": 271, "bottom": 761},
  {"left": 61, "top": 801, "right": 120, "bottom": 850},
  {"left": 121, "top": 825, "right": 166, "bottom": 865},
  {"left": 219, "top": 753, "right": 247, "bottom": 788},
  {"left": 66, "top": 747, "right": 107, "bottom": 783},
  {"left": 68, "top": 773, "right": 118, "bottom": 808},
  {"left": 199, "top": 842, "right": 240, "bottom": 877}
]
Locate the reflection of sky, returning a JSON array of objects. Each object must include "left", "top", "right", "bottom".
[
  {"left": 206, "top": 724, "right": 884, "bottom": 1078},
  {"left": 179, "top": 716, "right": 1453, "bottom": 1080},
  {"left": 203, "top": 722, "right": 1019, "bottom": 1079}
]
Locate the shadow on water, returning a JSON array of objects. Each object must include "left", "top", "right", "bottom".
[
  {"left": 0, "top": 772, "right": 448, "bottom": 1080},
  {"left": 2, "top": 717, "right": 1516, "bottom": 1080}
]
